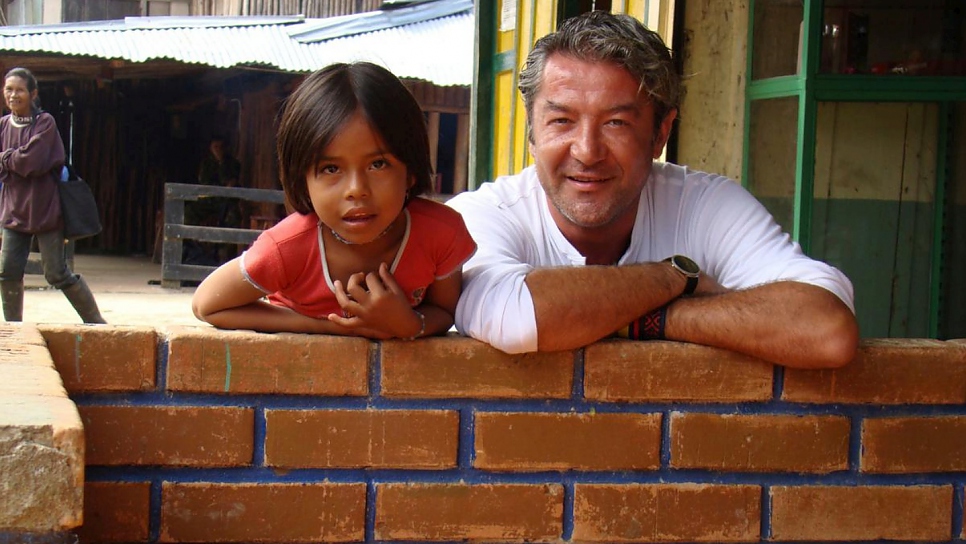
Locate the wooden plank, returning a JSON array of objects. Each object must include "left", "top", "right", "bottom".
[
  {"left": 453, "top": 113, "right": 470, "bottom": 194},
  {"left": 165, "top": 224, "right": 263, "bottom": 245}
]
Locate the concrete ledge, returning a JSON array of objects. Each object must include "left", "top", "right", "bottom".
[{"left": 0, "top": 325, "right": 84, "bottom": 533}]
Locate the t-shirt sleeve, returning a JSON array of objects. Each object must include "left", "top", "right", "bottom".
[
  {"left": 447, "top": 191, "right": 538, "bottom": 354},
  {"left": 687, "top": 178, "right": 855, "bottom": 312},
  {"left": 239, "top": 229, "right": 288, "bottom": 295}
]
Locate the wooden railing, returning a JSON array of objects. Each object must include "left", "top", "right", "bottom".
[{"left": 161, "top": 183, "right": 285, "bottom": 288}]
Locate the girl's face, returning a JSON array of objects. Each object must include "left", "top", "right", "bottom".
[
  {"left": 307, "top": 110, "right": 414, "bottom": 244},
  {"left": 4, "top": 76, "right": 35, "bottom": 117}
]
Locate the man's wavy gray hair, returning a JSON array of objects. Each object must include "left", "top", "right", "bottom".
[{"left": 518, "top": 11, "right": 684, "bottom": 138}]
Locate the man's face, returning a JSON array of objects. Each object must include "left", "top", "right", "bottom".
[{"left": 529, "top": 54, "right": 675, "bottom": 232}]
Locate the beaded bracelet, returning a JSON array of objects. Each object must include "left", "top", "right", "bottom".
[
  {"left": 629, "top": 306, "right": 667, "bottom": 340},
  {"left": 405, "top": 311, "right": 426, "bottom": 341}
]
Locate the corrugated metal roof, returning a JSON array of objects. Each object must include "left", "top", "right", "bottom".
[{"left": 0, "top": 0, "right": 472, "bottom": 86}]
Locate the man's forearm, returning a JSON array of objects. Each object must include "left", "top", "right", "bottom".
[
  {"left": 526, "top": 262, "right": 686, "bottom": 351},
  {"left": 664, "top": 281, "right": 858, "bottom": 368}
]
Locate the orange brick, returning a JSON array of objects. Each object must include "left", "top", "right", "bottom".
[
  {"left": 862, "top": 416, "right": 966, "bottom": 473},
  {"left": 166, "top": 326, "right": 368, "bottom": 395},
  {"left": 375, "top": 483, "right": 562, "bottom": 542},
  {"left": 76, "top": 481, "right": 151, "bottom": 543},
  {"left": 474, "top": 412, "right": 660, "bottom": 471},
  {"left": 573, "top": 484, "right": 760, "bottom": 542},
  {"left": 40, "top": 325, "right": 157, "bottom": 393},
  {"left": 381, "top": 336, "right": 573, "bottom": 399},
  {"left": 160, "top": 482, "right": 365, "bottom": 543},
  {"left": 584, "top": 340, "right": 773, "bottom": 402},
  {"left": 770, "top": 485, "right": 952, "bottom": 541},
  {"left": 783, "top": 339, "right": 966, "bottom": 404},
  {"left": 0, "top": 324, "right": 53, "bottom": 368},
  {"left": 80, "top": 405, "right": 253, "bottom": 466},
  {"left": 670, "top": 413, "right": 849, "bottom": 473},
  {"left": 265, "top": 409, "right": 458, "bottom": 469}
]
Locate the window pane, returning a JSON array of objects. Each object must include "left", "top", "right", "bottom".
[
  {"left": 747, "top": 97, "right": 799, "bottom": 233},
  {"left": 821, "top": 0, "right": 966, "bottom": 75},
  {"left": 752, "top": 0, "right": 804, "bottom": 80}
]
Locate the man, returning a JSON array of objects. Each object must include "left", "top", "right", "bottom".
[{"left": 447, "top": 11, "right": 858, "bottom": 368}]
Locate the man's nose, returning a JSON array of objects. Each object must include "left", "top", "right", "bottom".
[{"left": 570, "top": 124, "right": 606, "bottom": 165}]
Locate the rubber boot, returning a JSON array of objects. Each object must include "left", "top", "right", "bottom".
[
  {"left": 62, "top": 276, "right": 106, "bottom": 324},
  {"left": 1, "top": 280, "right": 24, "bottom": 322}
]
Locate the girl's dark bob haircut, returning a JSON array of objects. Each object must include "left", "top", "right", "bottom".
[{"left": 276, "top": 62, "right": 434, "bottom": 215}]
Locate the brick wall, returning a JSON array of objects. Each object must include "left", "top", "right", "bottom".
[{"left": 36, "top": 324, "right": 966, "bottom": 543}]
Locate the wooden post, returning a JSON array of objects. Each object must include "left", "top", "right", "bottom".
[
  {"left": 426, "top": 111, "right": 441, "bottom": 191},
  {"left": 453, "top": 113, "right": 470, "bottom": 194}
]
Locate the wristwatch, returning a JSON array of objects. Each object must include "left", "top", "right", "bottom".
[{"left": 664, "top": 255, "right": 700, "bottom": 296}]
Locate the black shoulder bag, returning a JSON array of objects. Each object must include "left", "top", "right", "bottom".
[{"left": 58, "top": 165, "right": 102, "bottom": 240}]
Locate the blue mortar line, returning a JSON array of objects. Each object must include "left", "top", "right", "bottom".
[
  {"left": 156, "top": 337, "right": 169, "bottom": 391},
  {"left": 458, "top": 407, "right": 474, "bottom": 468},
  {"left": 772, "top": 365, "right": 784, "bottom": 400},
  {"left": 760, "top": 485, "right": 771, "bottom": 540},
  {"left": 253, "top": 406, "right": 267, "bottom": 466},
  {"left": 660, "top": 408, "right": 671, "bottom": 467},
  {"left": 572, "top": 348, "right": 584, "bottom": 399},
  {"left": 954, "top": 484, "right": 964, "bottom": 541},
  {"left": 365, "top": 478, "right": 377, "bottom": 543},
  {"left": 368, "top": 341, "right": 381, "bottom": 401},
  {"left": 85, "top": 466, "right": 966, "bottom": 487},
  {"left": 849, "top": 411, "right": 863, "bottom": 472},
  {"left": 561, "top": 479, "right": 575, "bottom": 541},
  {"left": 148, "top": 480, "right": 162, "bottom": 543}
]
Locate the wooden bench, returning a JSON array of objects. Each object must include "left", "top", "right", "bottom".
[{"left": 160, "top": 183, "right": 285, "bottom": 289}]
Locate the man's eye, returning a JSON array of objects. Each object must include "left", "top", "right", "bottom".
[{"left": 606, "top": 119, "right": 628, "bottom": 127}]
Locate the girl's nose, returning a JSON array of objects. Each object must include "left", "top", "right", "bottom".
[{"left": 345, "top": 171, "right": 371, "bottom": 199}]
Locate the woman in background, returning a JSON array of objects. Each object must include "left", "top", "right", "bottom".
[{"left": 0, "top": 67, "right": 105, "bottom": 323}]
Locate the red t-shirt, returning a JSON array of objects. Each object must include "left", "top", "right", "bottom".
[{"left": 241, "top": 197, "right": 476, "bottom": 318}]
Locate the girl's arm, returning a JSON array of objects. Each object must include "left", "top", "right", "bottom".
[
  {"left": 327, "top": 263, "right": 462, "bottom": 339},
  {"left": 412, "top": 270, "right": 462, "bottom": 337},
  {"left": 191, "top": 257, "right": 363, "bottom": 335}
]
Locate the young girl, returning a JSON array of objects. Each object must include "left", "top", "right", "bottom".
[{"left": 191, "top": 62, "right": 476, "bottom": 339}]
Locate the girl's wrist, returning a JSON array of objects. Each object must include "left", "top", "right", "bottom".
[{"left": 404, "top": 310, "right": 425, "bottom": 340}]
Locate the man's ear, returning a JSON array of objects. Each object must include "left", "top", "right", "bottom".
[{"left": 652, "top": 108, "right": 678, "bottom": 159}]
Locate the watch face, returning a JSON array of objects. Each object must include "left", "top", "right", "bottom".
[{"left": 673, "top": 255, "right": 700, "bottom": 276}]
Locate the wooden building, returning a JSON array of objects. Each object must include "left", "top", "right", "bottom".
[{"left": 0, "top": 1, "right": 473, "bottom": 256}]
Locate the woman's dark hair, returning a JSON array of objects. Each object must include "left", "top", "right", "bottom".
[
  {"left": 4, "top": 67, "right": 41, "bottom": 118},
  {"left": 518, "top": 11, "right": 683, "bottom": 138},
  {"left": 276, "top": 62, "right": 434, "bottom": 215}
]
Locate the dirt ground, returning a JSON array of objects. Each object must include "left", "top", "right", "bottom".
[{"left": 22, "top": 253, "right": 202, "bottom": 329}]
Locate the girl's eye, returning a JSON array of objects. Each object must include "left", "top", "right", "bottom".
[
  {"left": 316, "top": 164, "right": 339, "bottom": 176},
  {"left": 371, "top": 158, "right": 389, "bottom": 170}
]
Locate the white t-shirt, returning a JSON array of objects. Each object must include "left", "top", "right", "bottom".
[{"left": 447, "top": 162, "right": 855, "bottom": 353}]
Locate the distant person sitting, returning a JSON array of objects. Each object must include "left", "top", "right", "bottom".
[
  {"left": 185, "top": 136, "right": 244, "bottom": 265},
  {"left": 194, "top": 135, "right": 243, "bottom": 226}
]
